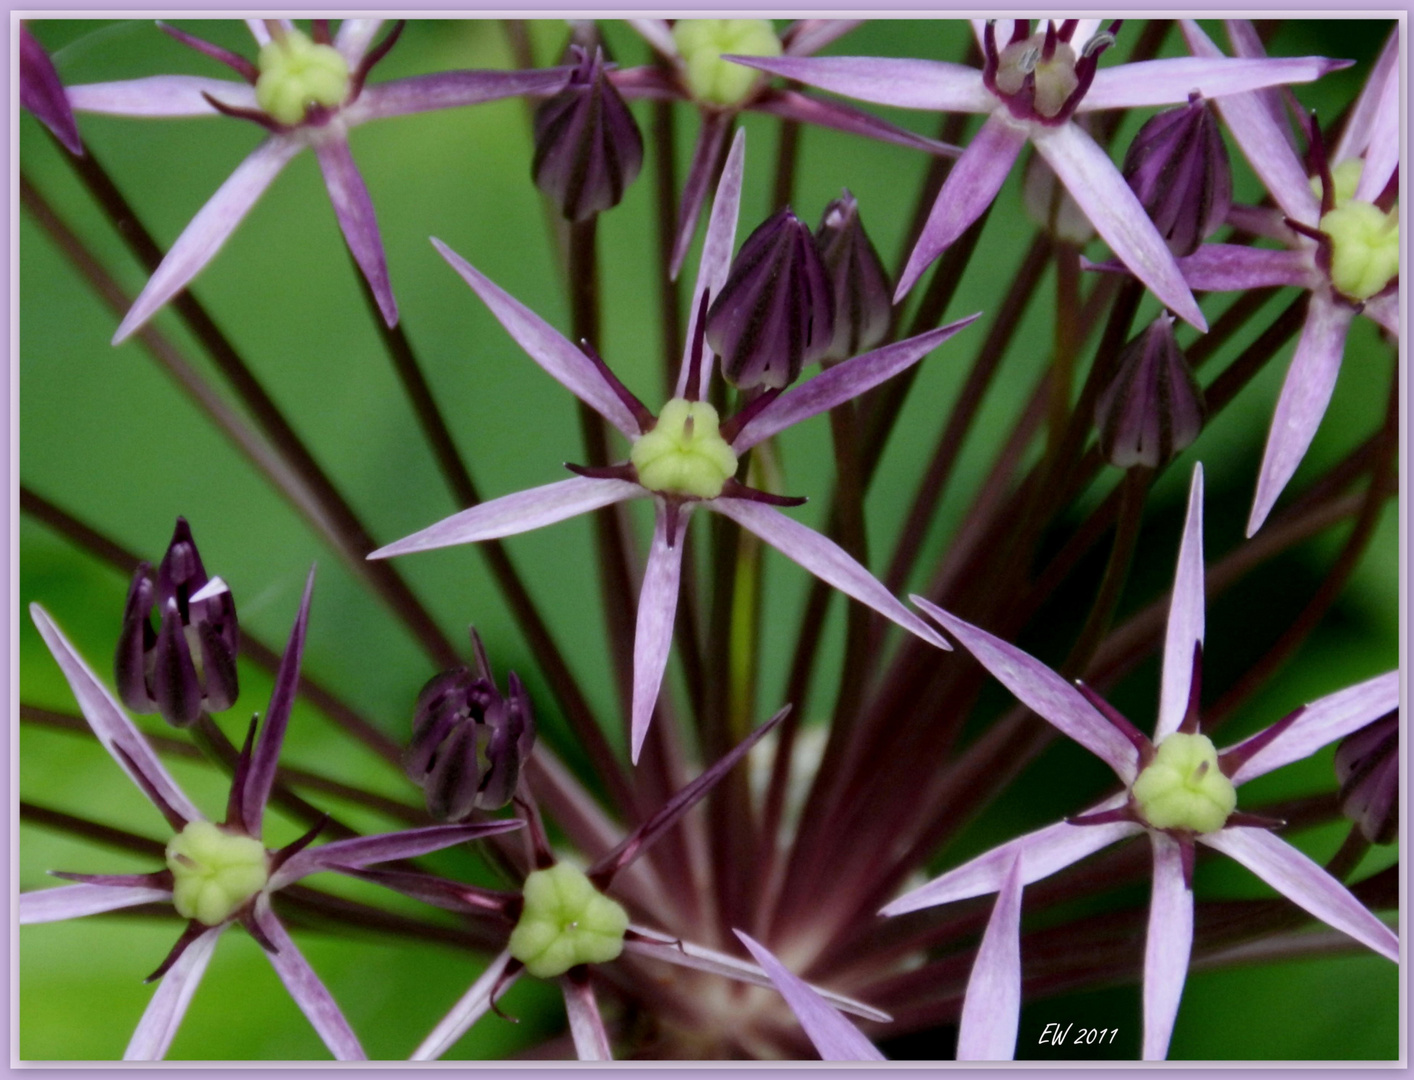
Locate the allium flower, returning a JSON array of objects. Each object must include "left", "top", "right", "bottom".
[
  {"left": 896, "top": 463, "right": 1399, "bottom": 1060},
  {"left": 729, "top": 19, "right": 1349, "bottom": 328},
  {"left": 22, "top": 572, "right": 522, "bottom": 1060},
  {"left": 371, "top": 132, "right": 971, "bottom": 761},
  {"left": 64, "top": 19, "right": 573, "bottom": 341},
  {"left": 1172, "top": 22, "right": 1398, "bottom": 535}
]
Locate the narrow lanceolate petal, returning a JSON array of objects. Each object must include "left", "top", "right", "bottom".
[
  {"left": 678, "top": 128, "right": 746, "bottom": 398},
  {"left": 1200, "top": 828, "right": 1399, "bottom": 962},
  {"left": 1353, "top": 64, "right": 1399, "bottom": 203},
  {"left": 715, "top": 500, "right": 949, "bottom": 650},
  {"left": 882, "top": 794, "right": 1139, "bottom": 914},
  {"left": 1143, "top": 834, "right": 1194, "bottom": 1061},
  {"left": 1032, "top": 122, "right": 1206, "bottom": 331},
  {"left": 1228, "top": 670, "right": 1400, "bottom": 785},
  {"left": 896, "top": 116, "right": 1027, "bottom": 301},
  {"left": 413, "top": 950, "right": 518, "bottom": 1061},
  {"left": 911, "top": 598, "right": 1138, "bottom": 779},
  {"left": 68, "top": 76, "right": 258, "bottom": 117},
  {"left": 271, "top": 820, "right": 523, "bottom": 890},
  {"left": 114, "top": 137, "right": 303, "bottom": 344},
  {"left": 731, "top": 317, "right": 980, "bottom": 453},
  {"left": 313, "top": 137, "right": 397, "bottom": 327},
  {"left": 735, "top": 931, "right": 885, "bottom": 1061},
  {"left": 669, "top": 112, "right": 732, "bottom": 283},
  {"left": 347, "top": 68, "right": 573, "bottom": 123},
  {"left": 1173, "top": 245, "right": 1316, "bottom": 292},
  {"left": 20, "top": 883, "right": 172, "bottom": 924},
  {"left": 20, "top": 26, "right": 83, "bottom": 154},
  {"left": 631, "top": 505, "right": 690, "bottom": 764},
  {"left": 1334, "top": 31, "right": 1398, "bottom": 164},
  {"left": 561, "top": 975, "right": 613, "bottom": 1060},
  {"left": 956, "top": 856, "right": 1022, "bottom": 1061},
  {"left": 30, "top": 605, "right": 202, "bottom": 825},
  {"left": 1248, "top": 295, "right": 1355, "bottom": 535},
  {"left": 783, "top": 19, "right": 864, "bottom": 57},
  {"left": 370, "top": 476, "right": 643, "bottom": 559},
  {"left": 334, "top": 18, "right": 385, "bottom": 66},
  {"left": 124, "top": 925, "right": 223, "bottom": 1061},
  {"left": 432, "top": 239, "right": 640, "bottom": 437},
  {"left": 727, "top": 54, "right": 993, "bottom": 113},
  {"left": 1364, "top": 294, "right": 1398, "bottom": 338},
  {"left": 1155, "top": 463, "right": 1204, "bottom": 741},
  {"left": 252, "top": 897, "right": 366, "bottom": 1060},
  {"left": 752, "top": 91, "right": 960, "bottom": 158},
  {"left": 1079, "top": 54, "right": 1346, "bottom": 113}
]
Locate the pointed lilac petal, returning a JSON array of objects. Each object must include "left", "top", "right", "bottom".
[
  {"left": 624, "top": 927, "right": 890, "bottom": 1022},
  {"left": 1247, "top": 296, "right": 1354, "bottom": 535},
  {"left": 714, "top": 500, "right": 949, "bottom": 650},
  {"left": 431, "top": 239, "right": 639, "bottom": 437},
  {"left": 20, "top": 26, "right": 83, "bottom": 154},
  {"left": 334, "top": 18, "right": 384, "bottom": 66},
  {"left": 20, "top": 883, "right": 172, "bottom": 924},
  {"left": 313, "top": 137, "right": 396, "bottom": 327},
  {"left": 677, "top": 127, "right": 745, "bottom": 395},
  {"left": 1200, "top": 828, "right": 1399, "bottom": 962},
  {"left": 1155, "top": 464, "right": 1205, "bottom": 741},
  {"left": 1181, "top": 21, "right": 1319, "bottom": 227},
  {"left": 124, "top": 925, "right": 223, "bottom": 1060},
  {"left": 68, "top": 76, "right": 257, "bottom": 117},
  {"left": 734, "top": 932, "right": 885, "bottom": 1061},
  {"left": 114, "top": 137, "right": 302, "bottom": 343},
  {"left": 253, "top": 897, "right": 366, "bottom": 1060},
  {"left": 29, "top": 605, "right": 202, "bottom": 824},
  {"left": 1335, "top": 32, "right": 1398, "bottom": 165},
  {"left": 1080, "top": 55, "right": 1346, "bottom": 113},
  {"left": 345, "top": 68, "right": 573, "bottom": 123},
  {"left": 670, "top": 112, "right": 733, "bottom": 286},
  {"left": 270, "top": 820, "right": 524, "bottom": 890},
  {"left": 895, "top": 116, "right": 1026, "bottom": 301},
  {"left": 881, "top": 795, "right": 1140, "bottom": 914},
  {"left": 1220, "top": 20, "right": 1298, "bottom": 156},
  {"left": 370, "top": 476, "right": 643, "bottom": 559},
  {"left": 956, "top": 855, "right": 1022, "bottom": 1061},
  {"left": 783, "top": 20, "right": 865, "bottom": 57},
  {"left": 413, "top": 950, "right": 518, "bottom": 1061},
  {"left": 1364, "top": 294, "right": 1398, "bottom": 338},
  {"left": 1142, "top": 833, "right": 1193, "bottom": 1061},
  {"left": 732, "top": 317, "right": 980, "bottom": 453},
  {"left": 246, "top": 19, "right": 295, "bottom": 47},
  {"left": 726, "top": 54, "right": 993, "bottom": 113},
  {"left": 1226, "top": 204, "right": 1300, "bottom": 243},
  {"left": 631, "top": 505, "right": 690, "bottom": 765},
  {"left": 1033, "top": 121, "right": 1206, "bottom": 331},
  {"left": 561, "top": 976, "right": 613, "bottom": 1061},
  {"left": 1353, "top": 65, "right": 1399, "bottom": 203},
  {"left": 911, "top": 597, "right": 1138, "bottom": 778},
  {"left": 751, "top": 90, "right": 960, "bottom": 158},
  {"left": 1174, "top": 244, "right": 1316, "bottom": 292},
  {"left": 626, "top": 19, "right": 679, "bottom": 62},
  {"left": 1227, "top": 671, "right": 1399, "bottom": 785}
]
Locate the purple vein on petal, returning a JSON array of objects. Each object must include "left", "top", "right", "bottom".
[
  {"left": 678, "top": 127, "right": 746, "bottom": 397},
  {"left": 562, "top": 973, "right": 614, "bottom": 1060},
  {"left": 726, "top": 54, "right": 993, "bottom": 113},
  {"left": 956, "top": 854, "right": 1022, "bottom": 1061},
  {"left": 124, "top": 924, "right": 223, "bottom": 1060},
  {"left": 1174, "top": 245, "right": 1315, "bottom": 292},
  {"left": 20, "top": 882, "right": 173, "bottom": 924},
  {"left": 1335, "top": 31, "right": 1398, "bottom": 164},
  {"left": 68, "top": 75, "right": 258, "bottom": 117},
  {"left": 314, "top": 137, "right": 397, "bottom": 327},
  {"left": 751, "top": 91, "right": 961, "bottom": 158},
  {"left": 270, "top": 820, "right": 524, "bottom": 891},
  {"left": 348, "top": 68, "right": 573, "bottom": 122},
  {"left": 1142, "top": 833, "right": 1193, "bottom": 1061},
  {"left": 630, "top": 504, "right": 691, "bottom": 764},
  {"left": 1156, "top": 463, "right": 1205, "bottom": 741},
  {"left": 1354, "top": 63, "right": 1400, "bottom": 202},
  {"left": 1079, "top": 54, "right": 1347, "bottom": 113}
]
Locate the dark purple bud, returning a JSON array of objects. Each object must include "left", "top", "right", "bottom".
[
  {"left": 814, "top": 191, "right": 892, "bottom": 363},
  {"left": 114, "top": 518, "right": 239, "bottom": 727},
  {"left": 1335, "top": 711, "right": 1397, "bottom": 845},
  {"left": 532, "top": 46, "right": 643, "bottom": 223},
  {"left": 706, "top": 208, "right": 836, "bottom": 390},
  {"left": 1094, "top": 315, "right": 1206, "bottom": 470},
  {"left": 19, "top": 24, "right": 84, "bottom": 156},
  {"left": 405, "top": 632, "right": 536, "bottom": 820},
  {"left": 1122, "top": 95, "right": 1232, "bottom": 257}
]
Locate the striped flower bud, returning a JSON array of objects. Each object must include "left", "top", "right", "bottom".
[
  {"left": 1335, "top": 712, "right": 1397, "bottom": 845},
  {"left": 1095, "top": 315, "right": 1205, "bottom": 469},
  {"left": 1122, "top": 94, "right": 1232, "bottom": 257},
  {"left": 815, "top": 191, "right": 892, "bottom": 363}
]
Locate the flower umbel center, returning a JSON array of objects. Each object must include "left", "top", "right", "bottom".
[
  {"left": 673, "top": 19, "right": 782, "bottom": 108},
  {"left": 166, "top": 820, "right": 269, "bottom": 926},
  {"left": 995, "top": 32, "right": 1079, "bottom": 118},
  {"left": 1320, "top": 200, "right": 1399, "bottom": 302},
  {"left": 1131, "top": 732, "right": 1237, "bottom": 834},
  {"left": 255, "top": 29, "right": 350, "bottom": 126},
  {"left": 507, "top": 863, "right": 629, "bottom": 978},
  {"left": 630, "top": 398, "right": 739, "bottom": 499}
]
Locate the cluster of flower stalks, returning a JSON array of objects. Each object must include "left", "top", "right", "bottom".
[{"left": 18, "top": 18, "right": 1399, "bottom": 1062}]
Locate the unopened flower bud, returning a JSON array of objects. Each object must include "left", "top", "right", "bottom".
[
  {"left": 405, "top": 633, "right": 535, "bottom": 820},
  {"left": 115, "top": 518, "right": 239, "bottom": 727},
  {"left": 1122, "top": 95, "right": 1232, "bottom": 256},
  {"left": 814, "top": 191, "right": 892, "bottom": 362},
  {"left": 533, "top": 46, "right": 644, "bottom": 223},
  {"left": 1335, "top": 711, "right": 1397, "bottom": 845},
  {"left": 706, "top": 208, "right": 836, "bottom": 390},
  {"left": 1095, "top": 315, "right": 1206, "bottom": 469}
]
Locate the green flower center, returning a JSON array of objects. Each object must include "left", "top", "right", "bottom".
[
  {"left": 255, "top": 29, "right": 350, "bottom": 126},
  {"left": 166, "top": 820, "right": 269, "bottom": 926},
  {"left": 1131, "top": 732, "right": 1237, "bottom": 834},
  {"left": 630, "top": 398, "right": 739, "bottom": 499},
  {"left": 995, "top": 33, "right": 1079, "bottom": 118},
  {"left": 507, "top": 863, "right": 629, "bottom": 978},
  {"left": 672, "top": 19, "right": 782, "bottom": 108},
  {"left": 1320, "top": 200, "right": 1400, "bottom": 302},
  {"left": 1310, "top": 159, "right": 1365, "bottom": 210}
]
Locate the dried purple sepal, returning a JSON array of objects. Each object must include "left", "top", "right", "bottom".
[
  {"left": 1122, "top": 94, "right": 1232, "bottom": 257},
  {"left": 19, "top": 25, "right": 84, "bottom": 155},
  {"left": 814, "top": 191, "right": 892, "bottom": 363},
  {"left": 1335, "top": 711, "right": 1398, "bottom": 844},
  {"left": 532, "top": 46, "right": 644, "bottom": 223},
  {"left": 1095, "top": 315, "right": 1206, "bottom": 469},
  {"left": 706, "top": 208, "right": 836, "bottom": 390}
]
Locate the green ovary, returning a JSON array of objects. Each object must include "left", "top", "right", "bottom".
[
  {"left": 672, "top": 19, "right": 781, "bottom": 107},
  {"left": 1131, "top": 733, "right": 1237, "bottom": 834},
  {"left": 166, "top": 820, "right": 269, "bottom": 926},
  {"left": 631, "top": 398, "right": 739, "bottom": 499},
  {"left": 256, "top": 29, "right": 350, "bottom": 125},
  {"left": 507, "top": 863, "right": 629, "bottom": 979},
  {"left": 1321, "top": 201, "right": 1400, "bottom": 302}
]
